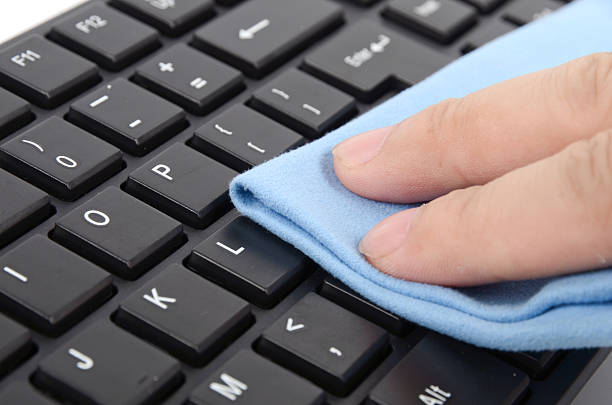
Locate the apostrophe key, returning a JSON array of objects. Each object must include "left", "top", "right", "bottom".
[
  {"left": 0, "top": 235, "right": 113, "bottom": 335},
  {"left": 257, "top": 293, "right": 389, "bottom": 395},
  {"left": 187, "top": 215, "right": 310, "bottom": 308},
  {"left": 34, "top": 321, "right": 182, "bottom": 405},
  {"left": 52, "top": 187, "right": 184, "bottom": 280},
  {"left": 67, "top": 78, "right": 187, "bottom": 156},
  {"left": 0, "top": 88, "right": 33, "bottom": 138},
  {"left": 189, "top": 351, "right": 326, "bottom": 405},
  {"left": 49, "top": 3, "right": 160, "bottom": 71},
  {"left": 382, "top": 0, "right": 478, "bottom": 44},
  {"left": 133, "top": 43, "right": 244, "bottom": 115},
  {"left": 0, "top": 169, "right": 52, "bottom": 248},
  {"left": 0, "top": 117, "right": 123, "bottom": 201},
  {"left": 249, "top": 69, "right": 356, "bottom": 139},
  {"left": 0, "top": 315, "right": 32, "bottom": 377},
  {"left": 367, "top": 333, "right": 529, "bottom": 405},
  {"left": 303, "top": 20, "right": 450, "bottom": 102},
  {"left": 110, "top": 0, "right": 215, "bottom": 36},
  {"left": 0, "top": 35, "right": 99, "bottom": 108},
  {"left": 191, "top": 105, "right": 305, "bottom": 172},
  {"left": 192, "top": 0, "right": 344, "bottom": 78},
  {"left": 125, "top": 143, "right": 237, "bottom": 228},
  {"left": 115, "top": 265, "right": 251, "bottom": 366}
]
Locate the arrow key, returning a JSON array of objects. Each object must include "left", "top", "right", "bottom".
[
  {"left": 115, "top": 264, "right": 251, "bottom": 366},
  {"left": 257, "top": 293, "right": 388, "bottom": 396}
]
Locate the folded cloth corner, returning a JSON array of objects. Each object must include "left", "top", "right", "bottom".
[{"left": 230, "top": 0, "right": 612, "bottom": 351}]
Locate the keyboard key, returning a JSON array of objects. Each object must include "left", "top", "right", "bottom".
[
  {"left": 0, "top": 88, "right": 33, "bottom": 138},
  {"left": 192, "top": 105, "right": 305, "bottom": 172},
  {"left": 382, "top": 0, "right": 478, "bottom": 44},
  {"left": 53, "top": 187, "right": 184, "bottom": 279},
  {"left": 368, "top": 333, "right": 529, "bottom": 405},
  {"left": 189, "top": 350, "right": 325, "bottom": 405},
  {"left": 0, "top": 314, "right": 32, "bottom": 377},
  {"left": 67, "top": 78, "right": 187, "bottom": 156},
  {"left": 303, "top": 20, "right": 451, "bottom": 101},
  {"left": 0, "top": 118, "right": 123, "bottom": 201},
  {"left": 0, "top": 235, "right": 113, "bottom": 335},
  {"left": 133, "top": 43, "right": 244, "bottom": 115},
  {"left": 0, "top": 382, "right": 58, "bottom": 405},
  {"left": 0, "top": 169, "right": 52, "bottom": 247},
  {"left": 503, "top": 0, "right": 561, "bottom": 26},
  {"left": 115, "top": 264, "right": 251, "bottom": 366},
  {"left": 319, "top": 278, "right": 412, "bottom": 335},
  {"left": 110, "top": 0, "right": 215, "bottom": 36},
  {"left": 250, "top": 69, "right": 356, "bottom": 139},
  {"left": 497, "top": 350, "right": 561, "bottom": 378},
  {"left": 188, "top": 215, "right": 310, "bottom": 308},
  {"left": 125, "top": 143, "right": 236, "bottom": 228},
  {"left": 0, "top": 35, "right": 99, "bottom": 108},
  {"left": 461, "top": 19, "right": 514, "bottom": 54},
  {"left": 34, "top": 321, "right": 182, "bottom": 405},
  {"left": 192, "top": 0, "right": 343, "bottom": 78},
  {"left": 49, "top": 4, "right": 160, "bottom": 71},
  {"left": 257, "top": 293, "right": 388, "bottom": 395},
  {"left": 461, "top": 0, "right": 506, "bottom": 13}
]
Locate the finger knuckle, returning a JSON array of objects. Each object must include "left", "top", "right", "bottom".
[
  {"left": 559, "top": 53, "right": 612, "bottom": 124},
  {"left": 558, "top": 129, "right": 612, "bottom": 241}
]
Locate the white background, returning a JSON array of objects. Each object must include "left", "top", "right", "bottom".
[{"left": 0, "top": 1, "right": 87, "bottom": 43}]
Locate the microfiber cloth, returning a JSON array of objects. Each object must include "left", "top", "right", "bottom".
[{"left": 230, "top": 0, "right": 612, "bottom": 351}]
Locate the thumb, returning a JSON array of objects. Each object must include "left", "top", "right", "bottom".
[{"left": 358, "top": 129, "right": 612, "bottom": 286}]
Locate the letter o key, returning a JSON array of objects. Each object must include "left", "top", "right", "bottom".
[{"left": 84, "top": 210, "right": 110, "bottom": 227}]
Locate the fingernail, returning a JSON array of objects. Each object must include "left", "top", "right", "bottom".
[
  {"left": 332, "top": 126, "right": 393, "bottom": 167},
  {"left": 359, "top": 209, "right": 418, "bottom": 259}
]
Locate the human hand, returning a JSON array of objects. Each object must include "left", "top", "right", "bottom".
[{"left": 332, "top": 53, "right": 612, "bottom": 286}]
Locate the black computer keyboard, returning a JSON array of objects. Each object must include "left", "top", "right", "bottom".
[{"left": 0, "top": 0, "right": 608, "bottom": 404}]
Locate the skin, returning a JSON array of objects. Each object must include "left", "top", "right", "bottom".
[{"left": 332, "top": 53, "right": 612, "bottom": 286}]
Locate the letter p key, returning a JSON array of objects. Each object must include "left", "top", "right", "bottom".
[{"left": 152, "top": 164, "right": 173, "bottom": 181}]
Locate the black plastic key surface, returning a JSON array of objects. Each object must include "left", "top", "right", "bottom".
[
  {"left": 319, "top": 278, "right": 412, "bottom": 335},
  {"left": 133, "top": 43, "right": 244, "bottom": 115},
  {"left": 0, "top": 88, "right": 33, "bottom": 138},
  {"left": 503, "top": 0, "right": 561, "bottom": 26},
  {"left": 0, "top": 235, "right": 113, "bottom": 335},
  {"left": 461, "top": 0, "right": 506, "bottom": 13},
  {"left": 34, "top": 321, "right": 182, "bottom": 405},
  {"left": 0, "top": 314, "right": 32, "bottom": 377},
  {"left": 0, "top": 382, "right": 58, "bottom": 405},
  {"left": 257, "top": 293, "right": 388, "bottom": 395},
  {"left": 192, "top": 104, "right": 305, "bottom": 172},
  {"left": 250, "top": 69, "right": 356, "bottom": 139},
  {"left": 125, "top": 143, "right": 237, "bottom": 228},
  {"left": 367, "top": 333, "right": 529, "bottom": 405},
  {"left": 461, "top": 19, "right": 514, "bottom": 54},
  {"left": 189, "top": 350, "right": 325, "bottom": 405},
  {"left": 0, "top": 169, "right": 52, "bottom": 248},
  {"left": 52, "top": 187, "right": 184, "bottom": 279},
  {"left": 303, "top": 20, "right": 451, "bottom": 101},
  {"left": 0, "top": 117, "right": 123, "bottom": 201},
  {"left": 192, "top": 0, "right": 344, "bottom": 78},
  {"left": 115, "top": 264, "right": 251, "bottom": 366},
  {"left": 497, "top": 350, "right": 561, "bottom": 379},
  {"left": 67, "top": 78, "right": 187, "bottom": 156},
  {"left": 49, "top": 3, "right": 160, "bottom": 71},
  {"left": 0, "top": 35, "right": 99, "bottom": 108},
  {"left": 382, "top": 0, "right": 478, "bottom": 44},
  {"left": 188, "top": 215, "right": 310, "bottom": 308},
  {"left": 110, "top": 0, "right": 215, "bottom": 36}
]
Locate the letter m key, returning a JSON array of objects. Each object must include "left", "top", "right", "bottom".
[{"left": 209, "top": 373, "right": 248, "bottom": 401}]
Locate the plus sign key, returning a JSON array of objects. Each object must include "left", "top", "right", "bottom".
[
  {"left": 257, "top": 293, "right": 388, "bottom": 395},
  {"left": 133, "top": 43, "right": 244, "bottom": 115},
  {"left": 115, "top": 265, "right": 251, "bottom": 366}
]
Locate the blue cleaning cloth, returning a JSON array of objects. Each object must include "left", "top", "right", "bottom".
[{"left": 230, "top": 0, "right": 612, "bottom": 351}]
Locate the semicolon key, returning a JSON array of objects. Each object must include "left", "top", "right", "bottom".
[
  {"left": 0, "top": 117, "right": 123, "bottom": 201},
  {"left": 0, "top": 88, "right": 34, "bottom": 139}
]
